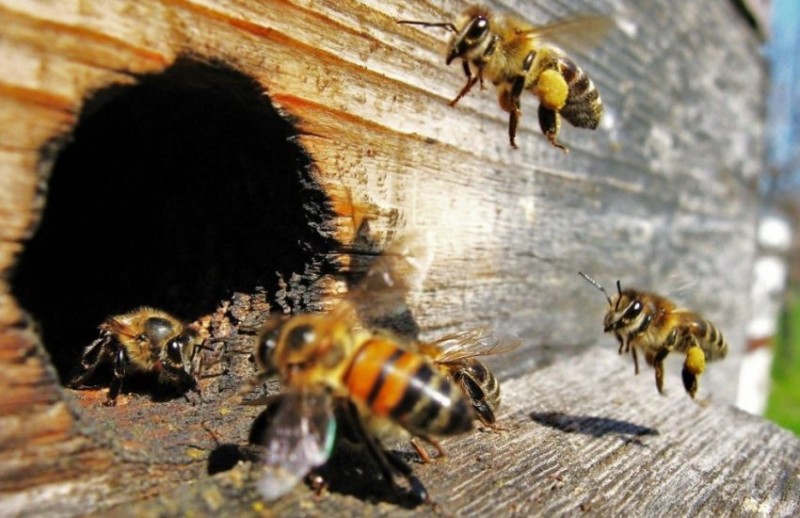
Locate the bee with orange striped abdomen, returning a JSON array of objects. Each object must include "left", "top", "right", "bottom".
[
  {"left": 579, "top": 272, "right": 729, "bottom": 399},
  {"left": 250, "top": 236, "right": 476, "bottom": 503}
]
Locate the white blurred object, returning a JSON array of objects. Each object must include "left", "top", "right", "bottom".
[
  {"left": 736, "top": 213, "right": 791, "bottom": 415},
  {"left": 737, "top": 344, "right": 775, "bottom": 415},
  {"left": 746, "top": 256, "right": 788, "bottom": 338}
]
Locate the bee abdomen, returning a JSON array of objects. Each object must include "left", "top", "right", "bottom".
[
  {"left": 557, "top": 57, "right": 603, "bottom": 129},
  {"left": 344, "top": 339, "right": 473, "bottom": 437},
  {"left": 698, "top": 319, "right": 728, "bottom": 361},
  {"left": 683, "top": 317, "right": 728, "bottom": 361}
]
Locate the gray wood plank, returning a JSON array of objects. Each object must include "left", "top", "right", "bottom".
[{"left": 111, "top": 346, "right": 800, "bottom": 517}]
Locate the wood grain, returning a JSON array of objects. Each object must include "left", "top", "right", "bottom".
[{"left": 106, "top": 348, "right": 800, "bottom": 517}]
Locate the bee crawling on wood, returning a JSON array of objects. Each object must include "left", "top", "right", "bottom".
[
  {"left": 416, "top": 326, "right": 521, "bottom": 432},
  {"left": 579, "top": 272, "right": 729, "bottom": 399},
  {"left": 69, "top": 307, "right": 202, "bottom": 406},
  {"left": 249, "top": 235, "right": 514, "bottom": 503},
  {"left": 399, "top": 4, "right": 612, "bottom": 151}
]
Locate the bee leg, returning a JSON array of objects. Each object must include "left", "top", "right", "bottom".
[
  {"left": 474, "top": 402, "right": 499, "bottom": 430},
  {"left": 410, "top": 436, "right": 446, "bottom": 463},
  {"left": 653, "top": 348, "right": 670, "bottom": 395},
  {"left": 307, "top": 471, "right": 328, "bottom": 497},
  {"left": 69, "top": 335, "right": 111, "bottom": 388},
  {"left": 105, "top": 348, "right": 129, "bottom": 406},
  {"left": 449, "top": 62, "right": 480, "bottom": 107},
  {"left": 183, "top": 378, "right": 204, "bottom": 405},
  {"left": 410, "top": 437, "right": 433, "bottom": 463},
  {"left": 631, "top": 346, "right": 640, "bottom": 375},
  {"left": 538, "top": 105, "right": 568, "bottom": 153},
  {"left": 682, "top": 345, "right": 706, "bottom": 399},
  {"left": 455, "top": 373, "right": 498, "bottom": 429}
]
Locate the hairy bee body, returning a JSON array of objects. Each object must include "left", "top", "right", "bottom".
[
  {"left": 581, "top": 273, "right": 728, "bottom": 398},
  {"left": 400, "top": 5, "right": 608, "bottom": 150},
  {"left": 70, "top": 307, "right": 200, "bottom": 405}
]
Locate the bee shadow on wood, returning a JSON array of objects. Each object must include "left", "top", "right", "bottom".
[{"left": 529, "top": 411, "right": 659, "bottom": 445}]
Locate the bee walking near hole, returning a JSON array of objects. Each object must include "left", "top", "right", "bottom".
[
  {"left": 69, "top": 307, "right": 202, "bottom": 406},
  {"left": 399, "top": 5, "right": 612, "bottom": 151},
  {"left": 579, "top": 273, "right": 729, "bottom": 399}
]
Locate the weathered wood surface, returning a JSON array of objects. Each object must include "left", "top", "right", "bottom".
[
  {"left": 104, "top": 349, "right": 800, "bottom": 517},
  {"left": 0, "top": 0, "right": 780, "bottom": 516}
]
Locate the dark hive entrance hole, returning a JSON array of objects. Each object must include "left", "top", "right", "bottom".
[{"left": 12, "top": 59, "right": 336, "bottom": 382}]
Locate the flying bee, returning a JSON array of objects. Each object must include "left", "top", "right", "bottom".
[
  {"left": 415, "top": 326, "right": 521, "bottom": 431},
  {"left": 399, "top": 5, "right": 612, "bottom": 151},
  {"left": 69, "top": 307, "right": 201, "bottom": 406},
  {"left": 579, "top": 273, "right": 729, "bottom": 399},
  {"left": 250, "top": 235, "right": 475, "bottom": 503}
]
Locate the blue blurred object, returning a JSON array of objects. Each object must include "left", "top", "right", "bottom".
[{"left": 766, "top": 0, "right": 800, "bottom": 194}]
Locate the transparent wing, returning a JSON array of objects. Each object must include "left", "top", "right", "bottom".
[
  {"left": 516, "top": 15, "right": 615, "bottom": 54},
  {"left": 256, "top": 390, "right": 337, "bottom": 502},
  {"left": 344, "top": 232, "right": 434, "bottom": 323},
  {"left": 422, "top": 326, "right": 522, "bottom": 363},
  {"left": 661, "top": 271, "right": 699, "bottom": 304}
]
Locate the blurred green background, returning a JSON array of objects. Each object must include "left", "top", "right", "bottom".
[{"left": 766, "top": 290, "right": 800, "bottom": 434}]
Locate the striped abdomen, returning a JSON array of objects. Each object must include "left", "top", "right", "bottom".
[
  {"left": 556, "top": 56, "right": 603, "bottom": 129},
  {"left": 343, "top": 337, "right": 474, "bottom": 437},
  {"left": 683, "top": 315, "right": 729, "bottom": 362}
]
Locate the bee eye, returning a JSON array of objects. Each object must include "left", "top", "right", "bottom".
[
  {"left": 466, "top": 17, "right": 489, "bottom": 40},
  {"left": 286, "top": 324, "right": 316, "bottom": 351},
  {"left": 166, "top": 340, "right": 183, "bottom": 363},
  {"left": 256, "top": 325, "right": 282, "bottom": 374},
  {"left": 624, "top": 300, "right": 643, "bottom": 321}
]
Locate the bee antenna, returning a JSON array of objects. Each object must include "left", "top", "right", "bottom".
[
  {"left": 615, "top": 280, "right": 623, "bottom": 310},
  {"left": 578, "top": 271, "right": 613, "bottom": 307},
  {"left": 397, "top": 20, "right": 458, "bottom": 33}
]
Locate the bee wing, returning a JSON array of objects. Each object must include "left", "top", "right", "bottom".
[
  {"left": 257, "top": 390, "right": 337, "bottom": 502},
  {"left": 425, "top": 326, "right": 522, "bottom": 363},
  {"left": 345, "top": 232, "right": 434, "bottom": 322},
  {"left": 661, "top": 271, "right": 699, "bottom": 303},
  {"left": 517, "top": 15, "right": 615, "bottom": 54}
]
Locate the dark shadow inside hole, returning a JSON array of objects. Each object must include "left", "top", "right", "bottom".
[{"left": 12, "top": 58, "right": 337, "bottom": 382}]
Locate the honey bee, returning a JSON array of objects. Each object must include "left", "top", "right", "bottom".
[
  {"left": 399, "top": 5, "right": 612, "bottom": 151},
  {"left": 416, "top": 327, "right": 520, "bottom": 431},
  {"left": 579, "top": 273, "right": 729, "bottom": 399},
  {"left": 69, "top": 307, "right": 201, "bottom": 406},
  {"left": 250, "top": 236, "right": 476, "bottom": 502}
]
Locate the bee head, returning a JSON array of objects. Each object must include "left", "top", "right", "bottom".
[
  {"left": 447, "top": 7, "right": 493, "bottom": 65},
  {"left": 603, "top": 286, "right": 645, "bottom": 332},
  {"left": 579, "top": 273, "right": 645, "bottom": 333},
  {"left": 255, "top": 314, "right": 346, "bottom": 384},
  {"left": 254, "top": 315, "right": 286, "bottom": 377}
]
